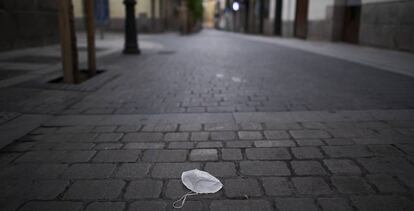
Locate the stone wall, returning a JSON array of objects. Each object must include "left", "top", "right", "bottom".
[
  {"left": 359, "top": 0, "right": 414, "bottom": 52},
  {"left": 0, "top": 0, "right": 59, "bottom": 52}
]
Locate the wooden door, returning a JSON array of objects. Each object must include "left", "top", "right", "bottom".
[
  {"left": 343, "top": 5, "right": 361, "bottom": 43},
  {"left": 295, "top": 0, "right": 308, "bottom": 39}
]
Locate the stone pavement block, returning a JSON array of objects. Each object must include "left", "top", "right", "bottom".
[
  {"left": 224, "top": 178, "right": 262, "bottom": 197},
  {"left": 322, "top": 146, "right": 372, "bottom": 157},
  {"left": 166, "top": 201, "right": 203, "bottom": 211},
  {"left": 151, "top": 163, "right": 201, "bottom": 178},
  {"left": 240, "top": 161, "right": 291, "bottom": 176},
  {"left": 64, "top": 180, "right": 125, "bottom": 200},
  {"left": 290, "top": 130, "right": 331, "bottom": 139},
  {"left": 211, "top": 131, "right": 236, "bottom": 140},
  {"left": 179, "top": 123, "right": 202, "bottom": 131},
  {"left": 189, "top": 149, "right": 218, "bottom": 161},
  {"left": 291, "top": 161, "right": 327, "bottom": 175},
  {"left": 16, "top": 150, "right": 95, "bottom": 163},
  {"left": 323, "top": 138, "right": 355, "bottom": 145},
  {"left": 291, "top": 147, "right": 324, "bottom": 159},
  {"left": 124, "top": 179, "right": 163, "bottom": 199},
  {"left": 0, "top": 164, "right": 67, "bottom": 179},
  {"left": 327, "top": 128, "right": 377, "bottom": 138},
  {"left": 122, "top": 133, "right": 163, "bottom": 142},
  {"left": 238, "top": 131, "right": 263, "bottom": 140},
  {"left": 94, "top": 133, "right": 123, "bottom": 142},
  {"left": 275, "top": 198, "right": 319, "bottom": 211},
  {"left": 331, "top": 176, "right": 374, "bottom": 194},
  {"left": 351, "top": 195, "right": 414, "bottom": 211},
  {"left": 196, "top": 141, "right": 223, "bottom": 148},
  {"left": 317, "top": 198, "right": 353, "bottom": 211},
  {"left": 264, "top": 130, "right": 290, "bottom": 139},
  {"left": 58, "top": 126, "right": 94, "bottom": 133},
  {"left": 265, "top": 122, "right": 302, "bottom": 130},
  {"left": 323, "top": 159, "right": 362, "bottom": 175},
  {"left": 93, "top": 126, "right": 117, "bottom": 133},
  {"left": 128, "top": 201, "right": 167, "bottom": 211},
  {"left": 52, "top": 143, "right": 95, "bottom": 150},
  {"left": 142, "top": 123, "right": 177, "bottom": 132},
  {"left": 95, "top": 143, "right": 123, "bottom": 150},
  {"left": 124, "top": 142, "right": 165, "bottom": 149},
  {"left": 246, "top": 148, "right": 291, "bottom": 160},
  {"left": 205, "top": 122, "right": 237, "bottom": 131},
  {"left": 226, "top": 141, "right": 253, "bottom": 148},
  {"left": 142, "top": 149, "right": 188, "bottom": 162},
  {"left": 262, "top": 177, "right": 294, "bottom": 196},
  {"left": 357, "top": 157, "right": 414, "bottom": 174},
  {"left": 69, "top": 133, "right": 98, "bottom": 142},
  {"left": 292, "top": 177, "right": 332, "bottom": 195},
  {"left": 367, "top": 174, "right": 407, "bottom": 193},
  {"left": 115, "top": 163, "right": 151, "bottom": 179},
  {"left": 210, "top": 200, "right": 273, "bottom": 211},
  {"left": 239, "top": 122, "right": 263, "bottom": 130},
  {"left": 86, "top": 202, "right": 125, "bottom": 211},
  {"left": 62, "top": 163, "right": 116, "bottom": 179},
  {"left": 191, "top": 132, "right": 210, "bottom": 141},
  {"left": 164, "top": 132, "right": 189, "bottom": 141},
  {"left": 27, "top": 180, "right": 69, "bottom": 200},
  {"left": 368, "top": 145, "right": 403, "bottom": 156},
  {"left": 19, "top": 201, "right": 83, "bottom": 211},
  {"left": 169, "top": 142, "right": 195, "bottom": 149},
  {"left": 221, "top": 148, "right": 243, "bottom": 160},
  {"left": 116, "top": 125, "right": 141, "bottom": 132},
  {"left": 254, "top": 140, "right": 296, "bottom": 147},
  {"left": 295, "top": 139, "right": 324, "bottom": 146},
  {"left": 93, "top": 150, "right": 140, "bottom": 162},
  {"left": 205, "top": 162, "right": 237, "bottom": 177}
]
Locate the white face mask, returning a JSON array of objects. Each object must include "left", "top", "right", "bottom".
[{"left": 173, "top": 169, "right": 223, "bottom": 208}]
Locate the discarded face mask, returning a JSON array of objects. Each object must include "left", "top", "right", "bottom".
[{"left": 173, "top": 169, "right": 223, "bottom": 208}]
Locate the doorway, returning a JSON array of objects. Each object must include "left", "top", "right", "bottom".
[
  {"left": 274, "top": 0, "right": 283, "bottom": 35},
  {"left": 342, "top": 3, "right": 361, "bottom": 43},
  {"left": 294, "top": 0, "right": 309, "bottom": 39}
]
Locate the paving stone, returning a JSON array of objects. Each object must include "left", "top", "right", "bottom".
[
  {"left": 323, "top": 138, "right": 355, "bottom": 145},
  {"left": 142, "top": 149, "right": 188, "bottom": 162},
  {"left": 291, "top": 161, "right": 327, "bottom": 175},
  {"left": 367, "top": 174, "right": 407, "bottom": 193},
  {"left": 290, "top": 130, "right": 331, "bottom": 139},
  {"left": 53, "top": 143, "right": 95, "bottom": 150},
  {"left": 0, "top": 164, "right": 68, "bottom": 179},
  {"left": 221, "top": 148, "right": 243, "bottom": 160},
  {"left": 19, "top": 201, "right": 83, "bottom": 211},
  {"left": 151, "top": 163, "right": 201, "bottom": 178},
  {"left": 275, "top": 198, "right": 319, "bottom": 211},
  {"left": 210, "top": 200, "right": 272, "bottom": 211},
  {"left": 116, "top": 125, "right": 141, "bottom": 132},
  {"left": 93, "top": 126, "right": 117, "bottom": 133},
  {"left": 62, "top": 163, "right": 116, "bottom": 179},
  {"left": 291, "top": 147, "right": 324, "bottom": 159},
  {"left": 94, "top": 133, "right": 123, "bottom": 142},
  {"left": 124, "top": 179, "right": 163, "bottom": 199},
  {"left": 64, "top": 180, "right": 125, "bottom": 200},
  {"left": 240, "top": 161, "right": 291, "bottom": 176},
  {"left": 351, "top": 195, "right": 414, "bottom": 211},
  {"left": 225, "top": 141, "right": 253, "bottom": 148},
  {"left": 239, "top": 122, "right": 263, "bottom": 130},
  {"left": 124, "top": 142, "right": 165, "bottom": 149},
  {"left": 357, "top": 157, "right": 414, "bottom": 174},
  {"left": 122, "top": 133, "right": 163, "bottom": 142},
  {"left": 114, "top": 163, "right": 151, "bottom": 179},
  {"left": 254, "top": 140, "right": 296, "bottom": 147},
  {"left": 93, "top": 150, "right": 140, "bottom": 162},
  {"left": 205, "top": 162, "right": 236, "bottom": 177},
  {"left": 323, "top": 159, "right": 362, "bottom": 175},
  {"left": 25, "top": 180, "right": 69, "bottom": 200},
  {"left": 142, "top": 123, "right": 177, "bottom": 132},
  {"left": 246, "top": 148, "right": 291, "bottom": 160},
  {"left": 238, "top": 131, "right": 263, "bottom": 140},
  {"left": 70, "top": 133, "right": 99, "bottom": 142},
  {"left": 86, "top": 202, "right": 125, "bottom": 211},
  {"left": 322, "top": 146, "right": 372, "bottom": 157},
  {"left": 295, "top": 139, "right": 324, "bottom": 146},
  {"left": 128, "top": 201, "right": 167, "bottom": 211},
  {"left": 189, "top": 149, "right": 218, "bottom": 161},
  {"left": 164, "top": 132, "right": 189, "bottom": 141},
  {"left": 16, "top": 150, "right": 96, "bottom": 163},
  {"left": 331, "top": 176, "right": 374, "bottom": 194},
  {"left": 265, "top": 122, "right": 302, "bottom": 130},
  {"left": 58, "top": 126, "right": 94, "bottom": 133},
  {"left": 196, "top": 141, "right": 223, "bottom": 148},
  {"left": 264, "top": 130, "right": 290, "bottom": 139},
  {"left": 368, "top": 145, "right": 403, "bottom": 156},
  {"left": 179, "top": 123, "right": 202, "bottom": 131},
  {"left": 224, "top": 178, "right": 262, "bottom": 197},
  {"left": 317, "top": 198, "right": 353, "bottom": 211},
  {"left": 190, "top": 132, "right": 210, "bottom": 141},
  {"left": 262, "top": 177, "right": 294, "bottom": 196},
  {"left": 168, "top": 142, "right": 195, "bottom": 149},
  {"left": 204, "top": 122, "right": 237, "bottom": 131},
  {"left": 292, "top": 177, "right": 332, "bottom": 195},
  {"left": 328, "top": 128, "right": 377, "bottom": 138},
  {"left": 211, "top": 131, "right": 236, "bottom": 140},
  {"left": 94, "top": 143, "right": 123, "bottom": 150}
]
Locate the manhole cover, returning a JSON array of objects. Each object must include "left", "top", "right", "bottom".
[{"left": 1, "top": 55, "right": 61, "bottom": 64}]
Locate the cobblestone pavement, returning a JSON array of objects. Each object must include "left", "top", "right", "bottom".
[{"left": 0, "top": 30, "right": 414, "bottom": 211}]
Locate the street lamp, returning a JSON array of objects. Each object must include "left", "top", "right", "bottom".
[{"left": 123, "top": 0, "right": 140, "bottom": 54}]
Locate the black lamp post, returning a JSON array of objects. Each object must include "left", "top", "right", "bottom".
[{"left": 123, "top": 0, "right": 140, "bottom": 54}]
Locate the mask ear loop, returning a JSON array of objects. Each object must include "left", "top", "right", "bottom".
[{"left": 173, "top": 191, "right": 199, "bottom": 209}]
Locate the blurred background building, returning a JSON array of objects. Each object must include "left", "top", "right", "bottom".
[{"left": 214, "top": 0, "right": 414, "bottom": 53}]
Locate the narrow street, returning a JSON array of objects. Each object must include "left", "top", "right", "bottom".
[{"left": 1, "top": 30, "right": 414, "bottom": 211}]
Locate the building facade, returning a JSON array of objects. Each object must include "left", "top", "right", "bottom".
[{"left": 216, "top": 0, "right": 414, "bottom": 53}]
